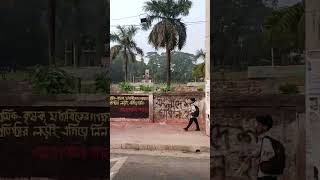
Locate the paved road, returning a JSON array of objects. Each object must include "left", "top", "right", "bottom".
[{"left": 110, "top": 152, "right": 210, "bottom": 180}]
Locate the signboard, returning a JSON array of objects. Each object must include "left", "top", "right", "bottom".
[
  {"left": 0, "top": 106, "right": 109, "bottom": 178},
  {"left": 110, "top": 95, "right": 149, "bottom": 118}
]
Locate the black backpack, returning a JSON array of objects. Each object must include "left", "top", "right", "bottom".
[
  {"left": 259, "top": 136, "right": 286, "bottom": 175},
  {"left": 191, "top": 105, "right": 199, "bottom": 117}
]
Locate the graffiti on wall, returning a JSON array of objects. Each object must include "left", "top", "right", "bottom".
[
  {"left": 212, "top": 109, "right": 299, "bottom": 180},
  {"left": 212, "top": 124, "right": 256, "bottom": 150},
  {"left": 154, "top": 96, "right": 202, "bottom": 120}
]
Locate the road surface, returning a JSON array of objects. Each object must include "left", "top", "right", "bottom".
[{"left": 110, "top": 151, "right": 210, "bottom": 180}]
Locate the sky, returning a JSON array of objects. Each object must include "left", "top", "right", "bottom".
[
  {"left": 110, "top": 0, "right": 300, "bottom": 63},
  {"left": 110, "top": 0, "right": 206, "bottom": 62}
]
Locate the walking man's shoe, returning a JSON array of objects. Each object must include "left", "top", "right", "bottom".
[
  {"left": 195, "top": 129, "right": 200, "bottom": 131},
  {"left": 183, "top": 128, "right": 188, "bottom": 131}
]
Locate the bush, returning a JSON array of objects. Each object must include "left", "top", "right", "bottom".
[
  {"left": 95, "top": 73, "right": 110, "bottom": 93},
  {"left": 139, "top": 84, "right": 153, "bottom": 92},
  {"left": 197, "top": 87, "right": 204, "bottom": 92},
  {"left": 119, "top": 82, "right": 134, "bottom": 92},
  {"left": 279, "top": 83, "right": 299, "bottom": 94},
  {"left": 160, "top": 85, "right": 174, "bottom": 92},
  {"left": 30, "top": 65, "right": 76, "bottom": 95}
]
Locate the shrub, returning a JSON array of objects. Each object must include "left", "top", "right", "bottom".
[
  {"left": 160, "top": 85, "right": 174, "bottom": 92},
  {"left": 119, "top": 82, "right": 134, "bottom": 92},
  {"left": 30, "top": 65, "right": 76, "bottom": 95},
  {"left": 95, "top": 73, "right": 110, "bottom": 93},
  {"left": 279, "top": 83, "right": 299, "bottom": 94},
  {"left": 197, "top": 87, "right": 204, "bottom": 92},
  {"left": 139, "top": 84, "right": 153, "bottom": 92}
]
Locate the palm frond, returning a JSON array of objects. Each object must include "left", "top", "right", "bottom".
[
  {"left": 175, "top": 0, "right": 192, "bottom": 17},
  {"left": 175, "top": 20, "right": 187, "bottom": 50},
  {"left": 195, "top": 49, "right": 206, "bottom": 59},
  {"left": 110, "top": 33, "right": 120, "bottom": 43},
  {"left": 127, "top": 49, "right": 136, "bottom": 63},
  {"left": 110, "top": 45, "right": 122, "bottom": 60}
]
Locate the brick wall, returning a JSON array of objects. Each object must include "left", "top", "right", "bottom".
[
  {"left": 211, "top": 95, "right": 305, "bottom": 180},
  {"left": 153, "top": 92, "right": 205, "bottom": 127}
]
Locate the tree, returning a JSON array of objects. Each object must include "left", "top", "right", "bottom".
[
  {"left": 192, "top": 49, "right": 206, "bottom": 80},
  {"left": 110, "top": 25, "right": 144, "bottom": 82},
  {"left": 192, "top": 63, "right": 205, "bottom": 80},
  {"left": 263, "top": 2, "right": 304, "bottom": 65},
  {"left": 142, "top": 0, "right": 192, "bottom": 87},
  {"left": 212, "top": 0, "right": 274, "bottom": 72},
  {"left": 195, "top": 49, "right": 206, "bottom": 60}
]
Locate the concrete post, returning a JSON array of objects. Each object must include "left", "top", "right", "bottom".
[
  {"left": 205, "top": 0, "right": 210, "bottom": 136},
  {"left": 304, "top": 1, "right": 320, "bottom": 177},
  {"left": 149, "top": 93, "right": 154, "bottom": 123}
]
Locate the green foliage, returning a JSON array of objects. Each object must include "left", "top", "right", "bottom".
[
  {"left": 95, "top": 73, "right": 110, "bottom": 93},
  {"left": 30, "top": 65, "right": 76, "bottom": 95},
  {"left": 143, "top": 0, "right": 192, "bottom": 86},
  {"left": 119, "top": 82, "right": 134, "bottom": 92},
  {"left": 192, "top": 63, "right": 205, "bottom": 79},
  {"left": 279, "top": 83, "right": 299, "bottom": 94},
  {"left": 160, "top": 85, "right": 174, "bottom": 93},
  {"left": 139, "top": 84, "right": 153, "bottom": 92},
  {"left": 197, "top": 87, "right": 204, "bottom": 92},
  {"left": 111, "top": 25, "right": 144, "bottom": 81}
]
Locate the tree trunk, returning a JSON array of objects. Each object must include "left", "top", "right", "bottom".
[
  {"left": 48, "top": 0, "right": 56, "bottom": 66},
  {"left": 166, "top": 47, "right": 171, "bottom": 87},
  {"left": 125, "top": 58, "right": 128, "bottom": 82}
]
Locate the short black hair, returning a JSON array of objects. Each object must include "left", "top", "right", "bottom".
[
  {"left": 190, "top": 98, "right": 196, "bottom": 102},
  {"left": 256, "top": 115, "right": 273, "bottom": 130}
]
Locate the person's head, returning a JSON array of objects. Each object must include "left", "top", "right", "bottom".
[
  {"left": 255, "top": 115, "right": 273, "bottom": 135},
  {"left": 187, "top": 98, "right": 196, "bottom": 104}
]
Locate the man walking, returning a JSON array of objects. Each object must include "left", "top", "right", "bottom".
[
  {"left": 237, "top": 115, "right": 285, "bottom": 180},
  {"left": 184, "top": 98, "right": 200, "bottom": 131}
]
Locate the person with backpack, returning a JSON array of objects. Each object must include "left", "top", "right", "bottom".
[
  {"left": 238, "top": 115, "right": 285, "bottom": 179},
  {"left": 249, "top": 115, "right": 286, "bottom": 180},
  {"left": 184, "top": 98, "right": 200, "bottom": 131}
]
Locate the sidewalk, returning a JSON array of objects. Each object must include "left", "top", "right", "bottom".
[{"left": 110, "top": 121, "right": 210, "bottom": 153}]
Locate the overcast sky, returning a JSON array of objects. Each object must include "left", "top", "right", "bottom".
[
  {"left": 110, "top": 0, "right": 206, "bottom": 59},
  {"left": 110, "top": 0, "right": 300, "bottom": 62}
]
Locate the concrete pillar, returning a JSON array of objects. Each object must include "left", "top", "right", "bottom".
[
  {"left": 205, "top": 0, "right": 210, "bottom": 136},
  {"left": 149, "top": 93, "right": 154, "bottom": 123},
  {"left": 306, "top": 0, "right": 320, "bottom": 178}
]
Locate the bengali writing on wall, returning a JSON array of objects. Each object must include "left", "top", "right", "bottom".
[
  {"left": 0, "top": 108, "right": 109, "bottom": 139},
  {"left": 0, "top": 106, "right": 109, "bottom": 178},
  {"left": 110, "top": 95, "right": 149, "bottom": 118}
]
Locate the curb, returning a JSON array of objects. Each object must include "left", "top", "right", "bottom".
[{"left": 111, "top": 143, "right": 210, "bottom": 153}]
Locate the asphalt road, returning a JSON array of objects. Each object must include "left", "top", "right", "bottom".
[{"left": 110, "top": 152, "right": 210, "bottom": 180}]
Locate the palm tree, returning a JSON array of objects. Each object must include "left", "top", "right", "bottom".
[
  {"left": 193, "top": 49, "right": 206, "bottom": 80},
  {"left": 195, "top": 49, "right": 206, "bottom": 60},
  {"left": 143, "top": 0, "right": 192, "bottom": 87},
  {"left": 110, "top": 25, "right": 144, "bottom": 82},
  {"left": 263, "top": 2, "right": 304, "bottom": 64}
]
